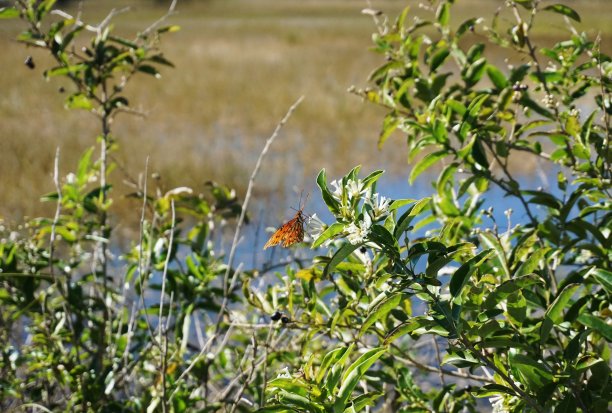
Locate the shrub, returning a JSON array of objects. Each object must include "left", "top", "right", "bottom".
[{"left": 0, "top": 0, "right": 610, "bottom": 412}]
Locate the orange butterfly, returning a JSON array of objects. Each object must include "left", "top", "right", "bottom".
[{"left": 264, "top": 207, "right": 306, "bottom": 249}]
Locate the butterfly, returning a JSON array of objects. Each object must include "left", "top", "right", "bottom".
[{"left": 264, "top": 207, "right": 306, "bottom": 249}]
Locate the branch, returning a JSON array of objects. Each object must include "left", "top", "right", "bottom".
[
  {"left": 215, "top": 96, "right": 305, "bottom": 331},
  {"left": 141, "top": 0, "right": 179, "bottom": 38}
]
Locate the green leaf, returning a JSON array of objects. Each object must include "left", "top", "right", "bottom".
[
  {"left": 362, "top": 170, "right": 384, "bottom": 189},
  {"left": 108, "top": 35, "right": 138, "bottom": 49},
  {"left": 312, "top": 223, "right": 345, "bottom": 249},
  {"left": 483, "top": 275, "right": 543, "bottom": 310},
  {"left": 334, "top": 347, "right": 386, "bottom": 413},
  {"left": 278, "top": 392, "right": 325, "bottom": 413},
  {"left": 360, "top": 293, "right": 404, "bottom": 336},
  {"left": 138, "top": 64, "right": 161, "bottom": 78},
  {"left": 156, "top": 25, "right": 181, "bottom": 34},
  {"left": 449, "top": 249, "right": 492, "bottom": 297},
  {"left": 465, "top": 57, "right": 487, "bottom": 86},
  {"left": 344, "top": 392, "right": 382, "bottom": 413},
  {"left": 267, "top": 377, "right": 310, "bottom": 396},
  {"left": 77, "top": 147, "right": 95, "bottom": 186},
  {"left": 409, "top": 151, "right": 447, "bottom": 184},
  {"left": 388, "top": 199, "right": 417, "bottom": 211},
  {"left": 442, "top": 349, "right": 480, "bottom": 368},
  {"left": 478, "top": 232, "right": 510, "bottom": 279},
  {"left": 588, "top": 267, "right": 612, "bottom": 294},
  {"left": 43, "top": 63, "right": 88, "bottom": 78},
  {"left": 436, "top": 2, "right": 450, "bottom": 25},
  {"left": 543, "top": 4, "right": 581, "bottom": 22},
  {"left": 577, "top": 314, "right": 612, "bottom": 341},
  {"left": 394, "top": 197, "right": 431, "bottom": 237},
  {"left": 436, "top": 163, "right": 458, "bottom": 195},
  {"left": 65, "top": 93, "right": 93, "bottom": 110},
  {"left": 255, "top": 406, "right": 294, "bottom": 413},
  {"left": 323, "top": 344, "right": 354, "bottom": 394},
  {"left": 446, "top": 99, "right": 466, "bottom": 115},
  {"left": 324, "top": 243, "right": 361, "bottom": 278},
  {"left": 545, "top": 283, "right": 580, "bottom": 324},
  {"left": 468, "top": 93, "right": 489, "bottom": 117},
  {"left": 486, "top": 64, "right": 509, "bottom": 89},
  {"left": 515, "top": 247, "right": 550, "bottom": 277},
  {"left": 457, "top": 17, "right": 480, "bottom": 37},
  {"left": 0, "top": 7, "right": 19, "bottom": 19},
  {"left": 382, "top": 317, "right": 421, "bottom": 344},
  {"left": 316, "top": 345, "right": 353, "bottom": 384},
  {"left": 316, "top": 169, "right": 340, "bottom": 214},
  {"left": 471, "top": 138, "right": 489, "bottom": 169},
  {"left": 55, "top": 226, "right": 77, "bottom": 242},
  {"left": 430, "top": 48, "right": 450, "bottom": 72},
  {"left": 378, "top": 113, "right": 399, "bottom": 148},
  {"left": 554, "top": 394, "right": 577, "bottom": 413},
  {"left": 472, "top": 383, "right": 517, "bottom": 398},
  {"left": 509, "top": 353, "right": 553, "bottom": 389},
  {"left": 369, "top": 225, "right": 398, "bottom": 254}
]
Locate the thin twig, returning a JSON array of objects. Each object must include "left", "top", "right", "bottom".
[
  {"left": 215, "top": 96, "right": 304, "bottom": 331},
  {"left": 137, "top": 157, "right": 157, "bottom": 342},
  {"left": 141, "top": 0, "right": 179, "bottom": 37},
  {"left": 432, "top": 336, "right": 445, "bottom": 387},
  {"left": 51, "top": 7, "right": 131, "bottom": 34},
  {"left": 158, "top": 199, "right": 175, "bottom": 341},
  {"left": 260, "top": 322, "right": 275, "bottom": 407},
  {"left": 49, "top": 147, "right": 61, "bottom": 288},
  {"left": 157, "top": 199, "right": 175, "bottom": 413}
]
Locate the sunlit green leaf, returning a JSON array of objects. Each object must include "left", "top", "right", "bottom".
[
  {"left": 486, "top": 64, "right": 508, "bottom": 89},
  {"left": 334, "top": 347, "right": 386, "bottom": 413},
  {"left": 409, "top": 151, "right": 447, "bottom": 184},
  {"left": 324, "top": 243, "right": 361, "bottom": 278},
  {"left": 312, "top": 223, "right": 345, "bottom": 249},
  {"left": 509, "top": 353, "right": 553, "bottom": 389},
  {"left": 577, "top": 314, "right": 612, "bottom": 341},
  {"left": 449, "top": 249, "right": 492, "bottom": 297},
  {"left": 360, "top": 292, "right": 404, "bottom": 336},
  {"left": 0, "top": 7, "right": 19, "bottom": 19},
  {"left": 543, "top": 4, "right": 581, "bottom": 22},
  {"left": 545, "top": 283, "right": 581, "bottom": 324}
]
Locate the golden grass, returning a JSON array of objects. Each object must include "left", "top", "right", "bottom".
[{"left": 0, "top": 0, "right": 610, "bottom": 221}]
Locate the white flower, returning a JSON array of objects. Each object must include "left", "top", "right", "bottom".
[
  {"left": 153, "top": 237, "right": 167, "bottom": 257},
  {"left": 330, "top": 179, "right": 343, "bottom": 200},
  {"left": 367, "top": 192, "right": 391, "bottom": 220},
  {"left": 306, "top": 214, "right": 327, "bottom": 240},
  {"left": 339, "top": 204, "right": 355, "bottom": 220},
  {"left": 164, "top": 186, "right": 193, "bottom": 198},
  {"left": 489, "top": 395, "right": 509, "bottom": 413},
  {"left": 346, "top": 214, "right": 372, "bottom": 245},
  {"left": 346, "top": 179, "right": 366, "bottom": 199},
  {"left": 277, "top": 367, "right": 291, "bottom": 378}
]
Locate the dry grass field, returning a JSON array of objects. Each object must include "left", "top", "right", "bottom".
[{"left": 0, "top": 0, "right": 610, "bottom": 221}]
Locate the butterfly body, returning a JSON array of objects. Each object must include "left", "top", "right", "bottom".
[{"left": 264, "top": 209, "right": 305, "bottom": 249}]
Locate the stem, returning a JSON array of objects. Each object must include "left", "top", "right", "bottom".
[{"left": 214, "top": 96, "right": 304, "bottom": 333}]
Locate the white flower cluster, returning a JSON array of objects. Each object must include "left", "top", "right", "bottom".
[
  {"left": 346, "top": 213, "right": 372, "bottom": 245},
  {"left": 490, "top": 395, "right": 509, "bottom": 413},
  {"left": 327, "top": 177, "right": 392, "bottom": 245},
  {"left": 366, "top": 192, "right": 391, "bottom": 220}
]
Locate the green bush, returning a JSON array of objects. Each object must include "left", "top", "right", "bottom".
[{"left": 0, "top": 0, "right": 610, "bottom": 412}]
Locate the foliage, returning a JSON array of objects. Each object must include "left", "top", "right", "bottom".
[{"left": 0, "top": 0, "right": 610, "bottom": 412}]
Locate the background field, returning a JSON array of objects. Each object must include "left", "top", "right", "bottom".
[{"left": 1, "top": 0, "right": 610, "bottom": 226}]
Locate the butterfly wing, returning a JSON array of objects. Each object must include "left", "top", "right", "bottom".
[
  {"left": 281, "top": 212, "right": 305, "bottom": 247},
  {"left": 263, "top": 224, "right": 286, "bottom": 249},
  {"left": 264, "top": 211, "right": 305, "bottom": 249}
]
